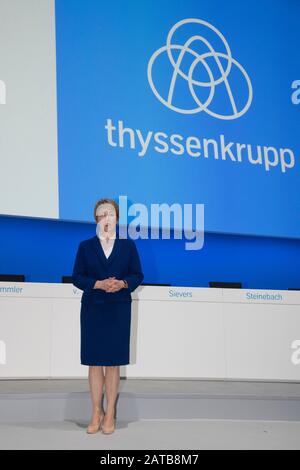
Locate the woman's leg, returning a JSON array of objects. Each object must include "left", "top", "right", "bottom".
[
  {"left": 88, "top": 365, "right": 105, "bottom": 423},
  {"left": 103, "top": 365, "right": 120, "bottom": 424}
]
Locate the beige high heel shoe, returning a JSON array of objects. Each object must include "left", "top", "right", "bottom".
[
  {"left": 101, "top": 415, "right": 115, "bottom": 434},
  {"left": 86, "top": 409, "right": 105, "bottom": 434}
]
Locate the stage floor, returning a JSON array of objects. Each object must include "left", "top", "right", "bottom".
[{"left": 1, "top": 378, "right": 300, "bottom": 449}]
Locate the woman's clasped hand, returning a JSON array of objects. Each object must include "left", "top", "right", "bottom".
[{"left": 94, "top": 277, "right": 125, "bottom": 293}]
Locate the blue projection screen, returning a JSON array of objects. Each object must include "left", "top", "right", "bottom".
[
  {"left": 55, "top": 0, "right": 300, "bottom": 238},
  {"left": 1, "top": 0, "right": 299, "bottom": 239}
]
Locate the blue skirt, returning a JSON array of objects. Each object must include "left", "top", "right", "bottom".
[{"left": 80, "top": 300, "right": 132, "bottom": 366}]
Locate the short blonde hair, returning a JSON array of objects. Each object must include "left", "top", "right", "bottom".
[{"left": 93, "top": 198, "right": 119, "bottom": 223}]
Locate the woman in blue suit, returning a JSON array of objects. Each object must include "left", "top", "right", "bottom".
[{"left": 72, "top": 198, "right": 144, "bottom": 435}]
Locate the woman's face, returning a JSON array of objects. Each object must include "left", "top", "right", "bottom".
[{"left": 96, "top": 203, "right": 117, "bottom": 235}]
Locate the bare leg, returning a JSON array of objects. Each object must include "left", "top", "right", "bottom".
[
  {"left": 88, "top": 365, "right": 105, "bottom": 424},
  {"left": 103, "top": 365, "right": 120, "bottom": 427}
]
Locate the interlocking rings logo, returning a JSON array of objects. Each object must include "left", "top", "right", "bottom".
[{"left": 147, "top": 18, "right": 253, "bottom": 120}]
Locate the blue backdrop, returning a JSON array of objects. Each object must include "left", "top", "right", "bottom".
[{"left": 0, "top": 214, "right": 300, "bottom": 289}]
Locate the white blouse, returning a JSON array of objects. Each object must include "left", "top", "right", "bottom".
[{"left": 97, "top": 230, "right": 116, "bottom": 258}]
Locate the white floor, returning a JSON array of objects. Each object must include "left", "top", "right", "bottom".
[{"left": 1, "top": 418, "right": 300, "bottom": 450}]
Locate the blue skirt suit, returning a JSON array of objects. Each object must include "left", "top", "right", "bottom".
[{"left": 72, "top": 231, "right": 144, "bottom": 366}]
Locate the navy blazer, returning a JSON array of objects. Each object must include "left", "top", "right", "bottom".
[{"left": 72, "top": 232, "right": 144, "bottom": 304}]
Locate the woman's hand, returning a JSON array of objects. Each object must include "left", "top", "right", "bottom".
[
  {"left": 93, "top": 278, "right": 115, "bottom": 290},
  {"left": 105, "top": 278, "right": 125, "bottom": 293},
  {"left": 93, "top": 278, "right": 125, "bottom": 292}
]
